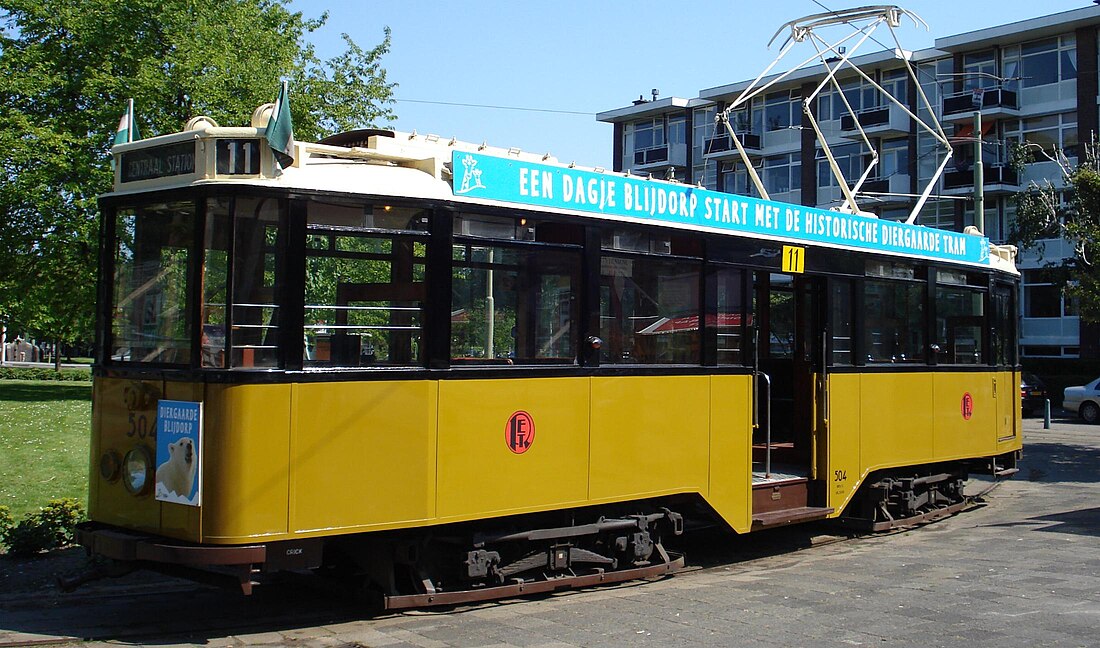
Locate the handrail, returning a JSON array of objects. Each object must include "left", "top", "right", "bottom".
[{"left": 757, "top": 371, "right": 773, "bottom": 478}]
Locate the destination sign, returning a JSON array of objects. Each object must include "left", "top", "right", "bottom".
[
  {"left": 120, "top": 142, "right": 196, "bottom": 183},
  {"left": 452, "top": 151, "right": 990, "bottom": 266}
]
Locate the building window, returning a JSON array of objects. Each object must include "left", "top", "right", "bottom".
[
  {"left": 880, "top": 138, "right": 909, "bottom": 180},
  {"left": 764, "top": 154, "right": 801, "bottom": 195},
  {"left": 764, "top": 90, "right": 801, "bottom": 131},
  {"left": 1023, "top": 269, "right": 1070, "bottom": 318},
  {"left": 1005, "top": 112, "right": 1077, "bottom": 158},
  {"left": 692, "top": 104, "right": 718, "bottom": 189},
  {"left": 1003, "top": 35, "right": 1077, "bottom": 89},
  {"left": 882, "top": 68, "right": 908, "bottom": 103},
  {"left": 962, "top": 50, "right": 997, "bottom": 90},
  {"left": 818, "top": 142, "right": 871, "bottom": 188}
]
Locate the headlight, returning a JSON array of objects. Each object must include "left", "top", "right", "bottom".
[
  {"left": 99, "top": 450, "right": 122, "bottom": 482},
  {"left": 122, "top": 446, "right": 153, "bottom": 495}
]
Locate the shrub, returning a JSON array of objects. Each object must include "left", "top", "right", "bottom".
[
  {"left": 0, "top": 366, "right": 91, "bottom": 382},
  {"left": 0, "top": 498, "right": 85, "bottom": 556}
]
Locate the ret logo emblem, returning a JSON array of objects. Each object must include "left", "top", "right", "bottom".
[
  {"left": 506, "top": 411, "right": 535, "bottom": 454},
  {"left": 961, "top": 392, "right": 974, "bottom": 420}
]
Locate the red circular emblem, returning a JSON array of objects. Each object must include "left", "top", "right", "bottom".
[
  {"left": 961, "top": 393, "right": 974, "bottom": 420},
  {"left": 505, "top": 411, "right": 535, "bottom": 454}
]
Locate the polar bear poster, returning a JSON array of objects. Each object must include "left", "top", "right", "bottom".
[{"left": 155, "top": 400, "right": 203, "bottom": 506}]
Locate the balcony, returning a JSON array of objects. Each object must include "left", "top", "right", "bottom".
[
  {"left": 859, "top": 174, "right": 912, "bottom": 207},
  {"left": 840, "top": 104, "right": 910, "bottom": 139},
  {"left": 632, "top": 144, "right": 687, "bottom": 173},
  {"left": 702, "top": 132, "right": 763, "bottom": 161},
  {"left": 941, "top": 86, "right": 1020, "bottom": 123},
  {"left": 941, "top": 164, "right": 1020, "bottom": 196}
]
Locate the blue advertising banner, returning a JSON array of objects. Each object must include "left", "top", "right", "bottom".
[
  {"left": 452, "top": 151, "right": 990, "bottom": 266},
  {"left": 155, "top": 399, "right": 202, "bottom": 506}
]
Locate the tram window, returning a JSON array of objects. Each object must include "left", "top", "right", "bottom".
[
  {"left": 716, "top": 268, "right": 745, "bottom": 365},
  {"left": 304, "top": 199, "right": 430, "bottom": 368},
  {"left": 600, "top": 255, "right": 701, "bottom": 364},
  {"left": 451, "top": 244, "right": 579, "bottom": 364},
  {"left": 991, "top": 284, "right": 1016, "bottom": 366},
  {"left": 307, "top": 199, "right": 429, "bottom": 232},
  {"left": 110, "top": 202, "right": 195, "bottom": 364},
  {"left": 304, "top": 234, "right": 426, "bottom": 368},
  {"left": 766, "top": 274, "right": 795, "bottom": 360},
  {"left": 830, "top": 279, "right": 854, "bottom": 366},
  {"left": 863, "top": 279, "right": 925, "bottom": 364},
  {"left": 602, "top": 229, "right": 672, "bottom": 255},
  {"left": 935, "top": 284, "right": 985, "bottom": 365},
  {"left": 454, "top": 213, "right": 533, "bottom": 240},
  {"left": 203, "top": 197, "right": 285, "bottom": 369},
  {"left": 201, "top": 200, "right": 230, "bottom": 368}
]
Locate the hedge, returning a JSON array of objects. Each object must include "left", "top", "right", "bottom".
[{"left": 0, "top": 366, "right": 92, "bottom": 382}]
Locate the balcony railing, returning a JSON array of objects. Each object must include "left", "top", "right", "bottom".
[
  {"left": 942, "top": 164, "right": 1019, "bottom": 190},
  {"left": 840, "top": 106, "right": 890, "bottom": 131},
  {"left": 942, "top": 86, "right": 1019, "bottom": 118},
  {"left": 703, "top": 132, "right": 762, "bottom": 156},
  {"left": 634, "top": 145, "right": 668, "bottom": 166}
]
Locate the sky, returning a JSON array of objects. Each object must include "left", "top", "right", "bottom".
[{"left": 291, "top": 0, "right": 1091, "bottom": 168}]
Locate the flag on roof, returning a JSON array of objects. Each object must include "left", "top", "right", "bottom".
[
  {"left": 112, "top": 98, "right": 140, "bottom": 147},
  {"left": 266, "top": 81, "right": 295, "bottom": 169}
]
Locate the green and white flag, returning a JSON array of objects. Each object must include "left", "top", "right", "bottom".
[
  {"left": 112, "top": 98, "right": 140, "bottom": 147},
  {"left": 266, "top": 81, "right": 295, "bottom": 169}
]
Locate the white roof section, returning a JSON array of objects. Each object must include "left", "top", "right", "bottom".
[
  {"left": 935, "top": 5, "right": 1100, "bottom": 51},
  {"left": 596, "top": 97, "right": 709, "bottom": 123}
]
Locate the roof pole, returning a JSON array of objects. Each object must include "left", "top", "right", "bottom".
[{"left": 974, "top": 110, "right": 984, "bottom": 233}]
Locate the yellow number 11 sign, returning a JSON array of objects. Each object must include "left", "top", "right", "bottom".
[{"left": 782, "top": 245, "right": 805, "bottom": 273}]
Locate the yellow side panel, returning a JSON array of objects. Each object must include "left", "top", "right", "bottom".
[
  {"left": 705, "top": 375, "right": 753, "bottom": 533},
  {"left": 826, "top": 373, "right": 862, "bottom": 513},
  {"left": 859, "top": 373, "right": 933, "bottom": 470},
  {"left": 291, "top": 381, "right": 437, "bottom": 532},
  {"left": 89, "top": 378, "right": 161, "bottom": 533},
  {"left": 160, "top": 381, "right": 203, "bottom": 540},
  {"left": 201, "top": 384, "right": 291, "bottom": 542},
  {"left": 437, "top": 378, "right": 588, "bottom": 520},
  {"left": 590, "top": 376, "right": 710, "bottom": 502},
  {"left": 932, "top": 373, "right": 995, "bottom": 460}
]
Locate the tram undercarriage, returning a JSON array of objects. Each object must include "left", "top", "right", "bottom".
[{"left": 326, "top": 506, "right": 686, "bottom": 610}]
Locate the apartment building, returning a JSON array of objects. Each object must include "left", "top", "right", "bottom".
[{"left": 597, "top": 6, "right": 1100, "bottom": 359}]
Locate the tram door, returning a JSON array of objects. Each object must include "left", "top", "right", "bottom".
[{"left": 754, "top": 272, "right": 825, "bottom": 488}]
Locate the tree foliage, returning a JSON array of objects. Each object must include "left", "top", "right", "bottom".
[
  {"left": 0, "top": 0, "right": 396, "bottom": 352},
  {"left": 1010, "top": 140, "right": 1100, "bottom": 322}
]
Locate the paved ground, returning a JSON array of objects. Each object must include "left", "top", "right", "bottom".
[{"left": 1, "top": 415, "right": 1098, "bottom": 647}]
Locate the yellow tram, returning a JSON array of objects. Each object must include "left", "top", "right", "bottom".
[{"left": 74, "top": 109, "right": 1021, "bottom": 607}]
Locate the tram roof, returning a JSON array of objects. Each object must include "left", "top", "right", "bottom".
[{"left": 105, "top": 124, "right": 1018, "bottom": 275}]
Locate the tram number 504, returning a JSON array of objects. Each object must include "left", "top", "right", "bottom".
[
  {"left": 782, "top": 245, "right": 805, "bottom": 274},
  {"left": 833, "top": 469, "right": 847, "bottom": 482}
]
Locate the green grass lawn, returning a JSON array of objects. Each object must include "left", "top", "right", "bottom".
[{"left": 0, "top": 380, "right": 91, "bottom": 519}]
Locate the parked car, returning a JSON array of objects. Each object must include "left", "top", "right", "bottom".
[
  {"left": 1063, "top": 377, "right": 1100, "bottom": 424},
  {"left": 1020, "top": 373, "right": 1049, "bottom": 417}
]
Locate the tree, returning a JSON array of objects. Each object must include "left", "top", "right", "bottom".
[
  {"left": 1011, "top": 140, "right": 1100, "bottom": 323},
  {"left": 0, "top": 0, "right": 396, "bottom": 364}
]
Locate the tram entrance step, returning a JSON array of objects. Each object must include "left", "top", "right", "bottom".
[
  {"left": 752, "top": 477, "right": 808, "bottom": 514},
  {"left": 752, "top": 506, "right": 834, "bottom": 529}
]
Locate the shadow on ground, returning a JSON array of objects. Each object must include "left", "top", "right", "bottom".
[
  {"left": 1019, "top": 440, "right": 1100, "bottom": 484},
  {"left": 0, "top": 381, "right": 91, "bottom": 403}
]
